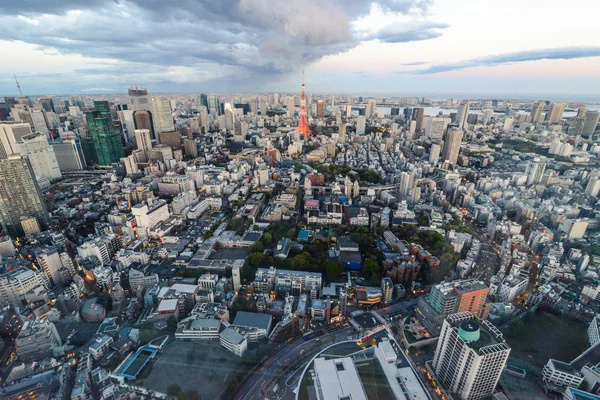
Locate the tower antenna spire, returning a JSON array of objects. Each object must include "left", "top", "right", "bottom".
[{"left": 14, "top": 74, "right": 23, "bottom": 97}]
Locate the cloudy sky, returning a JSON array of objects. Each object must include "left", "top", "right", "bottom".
[{"left": 1, "top": 0, "right": 599, "bottom": 97}]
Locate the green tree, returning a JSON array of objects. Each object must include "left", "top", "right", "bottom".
[
  {"left": 250, "top": 242, "right": 264, "bottom": 253},
  {"left": 263, "top": 232, "right": 273, "bottom": 243},
  {"left": 250, "top": 252, "right": 264, "bottom": 267},
  {"left": 203, "top": 230, "right": 213, "bottom": 239},
  {"left": 167, "top": 384, "right": 182, "bottom": 396},
  {"left": 326, "top": 261, "right": 345, "bottom": 282}
]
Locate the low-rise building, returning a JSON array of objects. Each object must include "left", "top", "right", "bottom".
[{"left": 220, "top": 327, "right": 248, "bottom": 357}]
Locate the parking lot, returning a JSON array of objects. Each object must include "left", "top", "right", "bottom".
[{"left": 138, "top": 341, "right": 245, "bottom": 399}]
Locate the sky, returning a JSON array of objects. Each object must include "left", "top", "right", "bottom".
[{"left": 1, "top": 0, "right": 599, "bottom": 97}]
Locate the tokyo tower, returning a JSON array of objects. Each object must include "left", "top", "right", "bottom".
[{"left": 297, "top": 70, "right": 310, "bottom": 138}]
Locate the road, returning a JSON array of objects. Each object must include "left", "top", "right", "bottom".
[
  {"left": 235, "top": 326, "right": 354, "bottom": 400},
  {"left": 465, "top": 219, "right": 500, "bottom": 283},
  {"left": 377, "top": 298, "right": 420, "bottom": 318}
]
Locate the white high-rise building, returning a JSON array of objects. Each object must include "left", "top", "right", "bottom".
[
  {"left": 433, "top": 312, "right": 510, "bottom": 400},
  {"left": 356, "top": 116, "right": 366, "bottom": 135},
  {"left": 456, "top": 101, "right": 470, "bottom": 129},
  {"left": 135, "top": 129, "right": 153, "bottom": 156},
  {"left": 0, "top": 123, "right": 34, "bottom": 159},
  {"left": 525, "top": 158, "right": 546, "bottom": 185},
  {"left": 18, "top": 133, "right": 62, "bottom": 181},
  {"left": 586, "top": 178, "right": 600, "bottom": 197},
  {"left": 121, "top": 155, "right": 139, "bottom": 175},
  {"left": 150, "top": 96, "right": 175, "bottom": 134},
  {"left": 426, "top": 117, "right": 450, "bottom": 139}
]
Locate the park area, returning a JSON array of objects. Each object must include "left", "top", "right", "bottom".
[
  {"left": 501, "top": 310, "right": 589, "bottom": 369},
  {"left": 136, "top": 341, "right": 246, "bottom": 399}
]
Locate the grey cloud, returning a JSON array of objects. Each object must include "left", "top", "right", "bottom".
[
  {"left": 410, "top": 47, "right": 600, "bottom": 74},
  {"left": 366, "top": 22, "right": 449, "bottom": 43},
  {"left": 0, "top": 0, "right": 446, "bottom": 91}
]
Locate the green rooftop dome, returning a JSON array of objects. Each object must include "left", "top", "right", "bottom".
[{"left": 458, "top": 320, "right": 481, "bottom": 343}]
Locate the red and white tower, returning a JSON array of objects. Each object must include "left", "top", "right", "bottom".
[{"left": 297, "top": 70, "right": 310, "bottom": 138}]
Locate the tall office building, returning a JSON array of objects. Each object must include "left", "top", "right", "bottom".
[
  {"left": 412, "top": 107, "right": 424, "bottom": 132},
  {"left": 128, "top": 86, "right": 150, "bottom": 111},
  {"left": 316, "top": 100, "right": 324, "bottom": 118},
  {"left": 133, "top": 110, "right": 155, "bottom": 139},
  {"left": 0, "top": 155, "right": 49, "bottom": 236},
  {"left": 287, "top": 96, "right": 295, "bottom": 118},
  {"left": 582, "top": 111, "right": 600, "bottom": 137},
  {"left": 150, "top": 97, "right": 175, "bottom": 134},
  {"left": 546, "top": 102, "right": 566, "bottom": 123},
  {"left": 365, "top": 99, "right": 376, "bottom": 118},
  {"left": 426, "top": 117, "right": 450, "bottom": 139},
  {"left": 199, "top": 93, "right": 208, "bottom": 110},
  {"left": 530, "top": 101, "right": 545, "bottom": 123},
  {"left": 398, "top": 171, "right": 415, "bottom": 198},
  {"left": 0, "top": 123, "right": 34, "bottom": 159},
  {"left": 356, "top": 116, "right": 366, "bottom": 135},
  {"left": 39, "top": 96, "right": 55, "bottom": 113},
  {"left": 207, "top": 95, "right": 220, "bottom": 115},
  {"left": 525, "top": 158, "right": 546, "bottom": 185},
  {"left": 456, "top": 101, "right": 470, "bottom": 129},
  {"left": 51, "top": 139, "right": 87, "bottom": 171},
  {"left": 433, "top": 313, "right": 510, "bottom": 400},
  {"left": 29, "top": 109, "right": 48, "bottom": 135},
  {"left": 442, "top": 128, "right": 463, "bottom": 164},
  {"left": 83, "top": 101, "right": 125, "bottom": 166},
  {"left": 135, "top": 129, "right": 153, "bottom": 154},
  {"left": 572, "top": 116, "right": 586, "bottom": 136}
]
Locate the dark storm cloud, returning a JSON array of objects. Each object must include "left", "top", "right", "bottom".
[{"left": 409, "top": 47, "right": 600, "bottom": 74}]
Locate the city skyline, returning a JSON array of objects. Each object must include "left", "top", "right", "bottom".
[{"left": 1, "top": 0, "right": 600, "bottom": 96}]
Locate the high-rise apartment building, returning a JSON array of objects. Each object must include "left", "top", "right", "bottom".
[
  {"left": 525, "top": 158, "right": 546, "bottom": 185},
  {"left": 586, "top": 178, "right": 600, "bottom": 198},
  {"left": 546, "top": 102, "right": 566, "bottom": 123},
  {"left": 18, "top": 133, "right": 62, "bottom": 181},
  {"left": 365, "top": 99, "right": 376, "bottom": 118},
  {"left": 287, "top": 96, "right": 295, "bottom": 118},
  {"left": 433, "top": 313, "right": 510, "bottom": 400},
  {"left": 582, "top": 111, "right": 600, "bottom": 137},
  {"left": 442, "top": 128, "right": 463, "bottom": 164},
  {"left": 150, "top": 96, "right": 175, "bottom": 134},
  {"left": 530, "top": 101, "right": 545, "bottom": 123},
  {"left": 456, "top": 101, "right": 470, "bottom": 130},
  {"left": 83, "top": 101, "right": 125, "bottom": 166},
  {"left": 429, "top": 143, "right": 441, "bottom": 164},
  {"left": 0, "top": 155, "right": 49, "bottom": 236},
  {"left": 426, "top": 117, "right": 450, "bottom": 139},
  {"left": 356, "top": 116, "right": 366, "bottom": 135}
]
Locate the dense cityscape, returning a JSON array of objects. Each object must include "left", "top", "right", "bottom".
[{"left": 0, "top": 72, "right": 599, "bottom": 400}]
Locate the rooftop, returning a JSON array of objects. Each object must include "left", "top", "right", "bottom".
[{"left": 232, "top": 311, "right": 272, "bottom": 331}]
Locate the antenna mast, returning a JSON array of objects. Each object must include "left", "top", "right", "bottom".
[{"left": 14, "top": 74, "right": 23, "bottom": 97}]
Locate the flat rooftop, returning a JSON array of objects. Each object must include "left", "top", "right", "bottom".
[{"left": 314, "top": 357, "right": 368, "bottom": 400}]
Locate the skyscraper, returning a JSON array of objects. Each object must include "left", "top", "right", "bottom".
[
  {"left": 199, "top": 93, "right": 208, "bottom": 110},
  {"left": 133, "top": 110, "right": 155, "bottom": 139},
  {"left": 287, "top": 96, "right": 295, "bottom": 118},
  {"left": 39, "top": 96, "right": 55, "bottom": 113},
  {"left": 0, "top": 155, "right": 49, "bottom": 236},
  {"left": 365, "top": 99, "right": 376, "bottom": 118},
  {"left": 128, "top": 86, "right": 149, "bottom": 111},
  {"left": 429, "top": 143, "right": 441, "bottom": 164},
  {"left": 546, "top": 102, "right": 566, "bottom": 123},
  {"left": 412, "top": 107, "right": 424, "bottom": 132},
  {"left": 456, "top": 101, "right": 470, "bottom": 129},
  {"left": 530, "top": 101, "right": 544, "bottom": 123},
  {"left": 297, "top": 72, "right": 310, "bottom": 138},
  {"left": 442, "top": 128, "right": 463, "bottom": 164},
  {"left": 18, "top": 133, "right": 62, "bottom": 181},
  {"left": 135, "top": 129, "right": 153, "bottom": 155},
  {"left": 150, "top": 97, "right": 175, "bottom": 134},
  {"left": 356, "top": 116, "right": 366, "bottom": 135},
  {"left": 433, "top": 313, "right": 510, "bottom": 400},
  {"left": 83, "top": 101, "right": 125, "bottom": 166},
  {"left": 0, "top": 122, "right": 34, "bottom": 159},
  {"left": 582, "top": 111, "right": 600, "bottom": 137},
  {"left": 316, "top": 100, "right": 324, "bottom": 118},
  {"left": 526, "top": 158, "right": 546, "bottom": 185}
]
